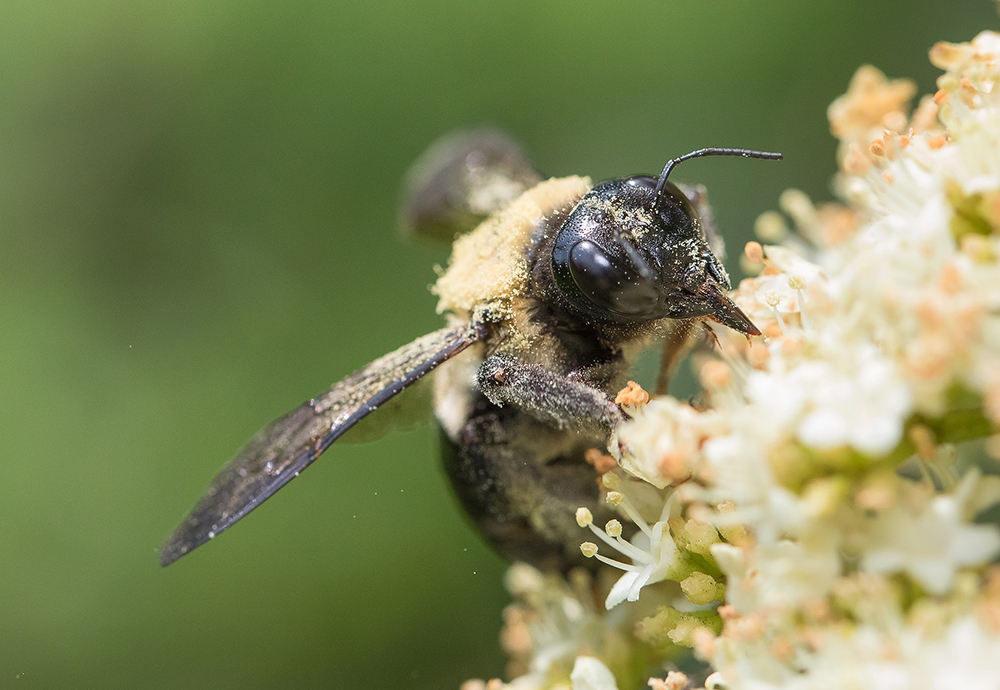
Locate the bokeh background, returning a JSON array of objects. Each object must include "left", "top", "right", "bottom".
[{"left": 1, "top": 1, "right": 997, "bottom": 688}]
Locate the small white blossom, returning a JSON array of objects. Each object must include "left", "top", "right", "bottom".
[
  {"left": 713, "top": 538, "right": 841, "bottom": 613},
  {"left": 602, "top": 519, "right": 676, "bottom": 609},
  {"left": 790, "top": 347, "right": 911, "bottom": 455},
  {"left": 766, "top": 615, "right": 1000, "bottom": 690},
  {"left": 570, "top": 657, "right": 619, "bottom": 690},
  {"left": 702, "top": 433, "right": 805, "bottom": 544},
  {"left": 577, "top": 495, "right": 679, "bottom": 609},
  {"left": 857, "top": 473, "right": 1000, "bottom": 594},
  {"left": 616, "top": 397, "right": 726, "bottom": 489}
]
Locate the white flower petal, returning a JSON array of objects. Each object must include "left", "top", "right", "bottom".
[
  {"left": 570, "top": 657, "right": 619, "bottom": 690},
  {"left": 604, "top": 571, "right": 640, "bottom": 610}
]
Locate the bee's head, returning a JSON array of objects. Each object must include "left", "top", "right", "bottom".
[{"left": 551, "top": 148, "right": 782, "bottom": 336}]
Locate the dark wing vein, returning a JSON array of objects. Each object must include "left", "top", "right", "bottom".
[{"left": 159, "top": 322, "right": 485, "bottom": 566}]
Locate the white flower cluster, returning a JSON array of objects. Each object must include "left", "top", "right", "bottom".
[{"left": 467, "top": 30, "right": 1000, "bottom": 690}]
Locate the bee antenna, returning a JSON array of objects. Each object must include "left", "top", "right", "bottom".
[{"left": 653, "top": 148, "right": 783, "bottom": 212}]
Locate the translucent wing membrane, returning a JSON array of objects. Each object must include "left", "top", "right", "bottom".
[{"left": 160, "top": 322, "right": 485, "bottom": 566}]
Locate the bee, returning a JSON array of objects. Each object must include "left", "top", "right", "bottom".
[{"left": 159, "top": 130, "right": 781, "bottom": 570}]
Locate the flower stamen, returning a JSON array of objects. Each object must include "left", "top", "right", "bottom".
[
  {"left": 765, "top": 291, "right": 788, "bottom": 335},
  {"left": 788, "top": 275, "right": 811, "bottom": 329},
  {"left": 605, "top": 487, "right": 653, "bottom": 537},
  {"left": 576, "top": 507, "right": 655, "bottom": 568}
]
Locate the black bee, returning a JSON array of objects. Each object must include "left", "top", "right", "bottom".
[{"left": 160, "top": 130, "right": 780, "bottom": 570}]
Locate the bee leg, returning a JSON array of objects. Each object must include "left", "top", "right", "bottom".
[
  {"left": 655, "top": 318, "right": 699, "bottom": 395},
  {"left": 477, "top": 353, "right": 622, "bottom": 433},
  {"left": 399, "top": 129, "right": 542, "bottom": 244}
]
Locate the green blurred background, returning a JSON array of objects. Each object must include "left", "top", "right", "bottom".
[{"left": 0, "top": 1, "right": 996, "bottom": 688}]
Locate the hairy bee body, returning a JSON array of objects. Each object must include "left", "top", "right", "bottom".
[
  {"left": 430, "top": 176, "right": 680, "bottom": 568},
  {"left": 160, "top": 130, "right": 777, "bottom": 569}
]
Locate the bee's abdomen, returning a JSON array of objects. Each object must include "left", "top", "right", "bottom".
[{"left": 438, "top": 401, "right": 611, "bottom": 572}]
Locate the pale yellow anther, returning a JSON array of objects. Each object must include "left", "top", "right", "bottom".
[
  {"left": 580, "top": 541, "right": 599, "bottom": 558},
  {"left": 605, "top": 491, "right": 624, "bottom": 507},
  {"left": 755, "top": 211, "right": 788, "bottom": 242},
  {"left": 744, "top": 241, "right": 764, "bottom": 264},
  {"left": 779, "top": 189, "right": 816, "bottom": 227},
  {"left": 576, "top": 507, "right": 593, "bottom": 527},
  {"left": 601, "top": 471, "right": 621, "bottom": 490},
  {"left": 788, "top": 275, "right": 806, "bottom": 291},
  {"left": 605, "top": 519, "right": 623, "bottom": 538},
  {"left": 764, "top": 291, "right": 783, "bottom": 308}
]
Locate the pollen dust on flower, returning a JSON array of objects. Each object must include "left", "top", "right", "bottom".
[{"left": 616, "top": 380, "right": 650, "bottom": 407}]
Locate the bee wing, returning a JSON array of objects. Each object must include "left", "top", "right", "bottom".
[
  {"left": 399, "top": 128, "right": 542, "bottom": 244},
  {"left": 159, "top": 322, "right": 485, "bottom": 566}
]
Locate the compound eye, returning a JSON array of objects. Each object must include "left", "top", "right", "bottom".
[{"left": 568, "top": 240, "right": 660, "bottom": 316}]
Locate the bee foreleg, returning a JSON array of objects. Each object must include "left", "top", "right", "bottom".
[
  {"left": 656, "top": 317, "right": 699, "bottom": 395},
  {"left": 477, "top": 353, "right": 622, "bottom": 433}
]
